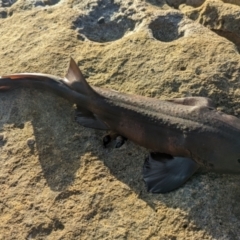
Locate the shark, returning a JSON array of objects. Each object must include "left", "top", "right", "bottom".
[{"left": 1, "top": 58, "right": 240, "bottom": 193}]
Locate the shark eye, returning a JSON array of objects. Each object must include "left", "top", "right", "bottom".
[{"left": 238, "top": 159, "right": 240, "bottom": 164}]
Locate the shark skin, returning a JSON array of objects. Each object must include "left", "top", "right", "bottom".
[{"left": 1, "top": 58, "right": 240, "bottom": 193}]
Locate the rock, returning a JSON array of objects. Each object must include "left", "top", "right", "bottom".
[
  {"left": 97, "top": 16, "right": 105, "bottom": 24},
  {"left": 0, "top": 8, "right": 7, "bottom": 18},
  {"left": 1, "top": 0, "right": 240, "bottom": 239},
  {"left": 0, "top": 0, "right": 17, "bottom": 8},
  {"left": 27, "top": 137, "right": 35, "bottom": 146},
  {"left": 182, "top": 0, "right": 240, "bottom": 52},
  {"left": 166, "top": 0, "right": 205, "bottom": 8}
]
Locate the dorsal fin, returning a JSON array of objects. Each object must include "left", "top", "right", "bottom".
[
  {"left": 64, "top": 58, "right": 95, "bottom": 96},
  {"left": 166, "top": 97, "right": 215, "bottom": 108}
]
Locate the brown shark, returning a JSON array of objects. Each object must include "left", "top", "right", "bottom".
[{"left": 1, "top": 58, "right": 240, "bottom": 193}]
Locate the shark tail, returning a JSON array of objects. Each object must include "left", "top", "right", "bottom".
[
  {"left": 0, "top": 58, "right": 96, "bottom": 100},
  {"left": 0, "top": 72, "right": 80, "bottom": 104},
  {"left": 0, "top": 58, "right": 109, "bottom": 130}
]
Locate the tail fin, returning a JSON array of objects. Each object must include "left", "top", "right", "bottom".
[
  {"left": 0, "top": 62, "right": 109, "bottom": 130},
  {"left": 0, "top": 73, "right": 65, "bottom": 91},
  {"left": 0, "top": 73, "right": 61, "bottom": 81},
  {"left": 63, "top": 58, "right": 96, "bottom": 96}
]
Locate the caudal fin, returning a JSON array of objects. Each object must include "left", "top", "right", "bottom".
[
  {"left": 63, "top": 58, "right": 96, "bottom": 96},
  {"left": 0, "top": 73, "right": 65, "bottom": 91}
]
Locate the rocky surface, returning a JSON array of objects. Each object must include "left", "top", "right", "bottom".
[{"left": 1, "top": 0, "right": 240, "bottom": 239}]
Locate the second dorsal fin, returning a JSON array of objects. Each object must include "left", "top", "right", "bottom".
[
  {"left": 64, "top": 58, "right": 96, "bottom": 96},
  {"left": 166, "top": 97, "right": 215, "bottom": 108}
]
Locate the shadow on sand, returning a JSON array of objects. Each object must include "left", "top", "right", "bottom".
[{"left": 1, "top": 89, "right": 240, "bottom": 239}]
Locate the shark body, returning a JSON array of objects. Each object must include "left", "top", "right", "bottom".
[{"left": 1, "top": 58, "right": 240, "bottom": 193}]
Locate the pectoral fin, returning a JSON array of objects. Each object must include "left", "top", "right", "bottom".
[
  {"left": 75, "top": 107, "right": 110, "bottom": 130},
  {"left": 143, "top": 152, "right": 199, "bottom": 193}
]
